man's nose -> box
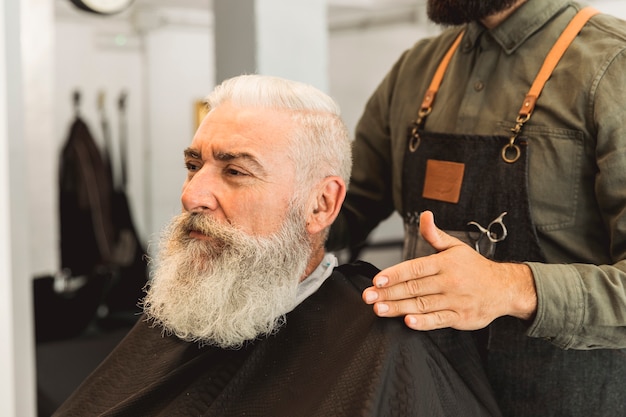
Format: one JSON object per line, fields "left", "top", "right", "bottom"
{"left": 181, "top": 169, "right": 219, "bottom": 213}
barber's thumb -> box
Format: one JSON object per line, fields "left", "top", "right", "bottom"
{"left": 419, "top": 210, "right": 455, "bottom": 251}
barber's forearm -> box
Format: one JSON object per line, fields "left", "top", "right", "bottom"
{"left": 526, "top": 261, "right": 626, "bottom": 349}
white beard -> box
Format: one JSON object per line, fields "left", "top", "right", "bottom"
{"left": 142, "top": 209, "right": 311, "bottom": 348}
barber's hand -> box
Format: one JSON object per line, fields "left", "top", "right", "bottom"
{"left": 362, "top": 211, "right": 537, "bottom": 331}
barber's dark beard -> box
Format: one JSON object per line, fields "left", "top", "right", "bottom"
{"left": 427, "top": 0, "right": 520, "bottom": 25}
{"left": 142, "top": 209, "right": 311, "bottom": 348}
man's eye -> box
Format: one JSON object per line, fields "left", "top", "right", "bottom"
{"left": 185, "top": 162, "right": 200, "bottom": 172}
{"left": 225, "top": 167, "right": 247, "bottom": 176}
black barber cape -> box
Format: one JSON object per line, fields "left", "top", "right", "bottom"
{"left": 53, "top": 262, "right": 501, "bottom": 417}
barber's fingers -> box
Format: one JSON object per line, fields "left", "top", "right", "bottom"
{"left": 404, "top": 311, "right": 462, "bottom": 331}
{"left": 370, "top": 295, "right": 481, "bottom": 331}
{"left": 369, "top": 255, "right": 441, "bottom": 290}
{"left": 367, "top": 292, "right": 464, "bottom": 331}
{"left": 370, "top": 293, "right": 449, "bottom": 317}
{"left": 363, "top": 273, "right": 440, "bottom": 304}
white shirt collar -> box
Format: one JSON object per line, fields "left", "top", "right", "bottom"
{"left": 292, "top": 253, "right": 338, "bottom": 309}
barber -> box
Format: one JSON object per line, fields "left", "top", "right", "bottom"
{"left": 328, "top": 1, "right": 626, "bottom": 416}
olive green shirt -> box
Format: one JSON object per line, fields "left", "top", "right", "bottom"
{"left": 329, "top": 0, "right": 626, "bottom": 349}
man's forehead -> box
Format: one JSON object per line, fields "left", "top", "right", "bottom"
{"left": 190, "top": 106, "right": 295, "bottom": 164}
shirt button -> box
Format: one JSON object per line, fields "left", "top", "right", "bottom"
{"left": 474, "top": 81, "right": 485, "bottom": 91}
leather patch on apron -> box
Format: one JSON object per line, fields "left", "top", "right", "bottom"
{"left": 422, "top": 159, "right": 465, "bottom": 203}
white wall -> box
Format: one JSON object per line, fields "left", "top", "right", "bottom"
{"left": 2, "top": 0, "right": 37, "bottom": 415}
{"left": 1, "top": 1, "right": 19, "bottom": 413}
{"left": 592, "top": 0, "right": 626, "bottom": 18}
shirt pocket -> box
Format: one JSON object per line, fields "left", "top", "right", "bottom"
{"left": 523, "top": 126, "right": 585, "bottom": 231}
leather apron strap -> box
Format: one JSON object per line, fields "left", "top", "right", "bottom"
{"left": 505, "top": 6, "right": 600, "bottom": 162}
{"left": 412, "top": 6, "right": 600, "bottom": 163}
{"left": 519, "top": 6, "right": 600, "bottom": 118}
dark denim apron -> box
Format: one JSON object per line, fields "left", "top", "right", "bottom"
{"left": 402, "top": 8, "right": 626, "bottom": 417}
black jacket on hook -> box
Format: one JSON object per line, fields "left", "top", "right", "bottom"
{"left": 59, "top": 116, "right": 116, "bottom": 276}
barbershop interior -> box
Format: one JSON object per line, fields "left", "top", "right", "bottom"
{"left": 2, "top": 0, "right": 626, "bottom": 416}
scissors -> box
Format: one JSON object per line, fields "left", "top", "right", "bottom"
{"left": 466, "top": 212, "right": 508, "bottom": 258}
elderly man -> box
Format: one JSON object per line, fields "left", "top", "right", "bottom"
{"left": 53, "top": 75, "right": 500, "bottom": 416}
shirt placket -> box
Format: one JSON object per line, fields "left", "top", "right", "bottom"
{"left": 456, "top": 33, "right": 500, "bottom": 134}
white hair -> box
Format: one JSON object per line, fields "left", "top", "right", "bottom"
{"left": 204, "top": 74, "right": 352, "bottom": 191}
{"left": 143, "top": 208, "right": 310, "bottom": 348}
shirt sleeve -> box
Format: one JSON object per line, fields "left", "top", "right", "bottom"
{"left": 525, "top": 262, "right": 626, "bottom": 349}
{"left": 525, "top": 46, "right": 626, "bottom": 350}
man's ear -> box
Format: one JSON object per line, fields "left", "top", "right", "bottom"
{"left": 306, "top": 176, "right": 346, "bottom": 235}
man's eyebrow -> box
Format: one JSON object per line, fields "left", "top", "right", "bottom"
{"left": 214, "top": 151, "right": 266, "bottom": 173}
{"left": 184, "top": 148, "right": 201, "bottom": 159}
{"left": 184, "top": 147, "right": 267, "bottom": 174}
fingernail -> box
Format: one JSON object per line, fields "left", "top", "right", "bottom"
{"left": 375, "top": 276, "right": 389, "bottom": 288}
{"left": 364, "top": 290, "right": 379, "bottom": 303}
{"left": 407, "top": 316, "right": 417, "bottom": 325}
{"left": 377, "top": 303, "right": 389, "bottom": 314}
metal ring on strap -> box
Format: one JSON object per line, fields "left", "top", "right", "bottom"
{"left": 501, "top": 141, "right": 521, "bottom": 163}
